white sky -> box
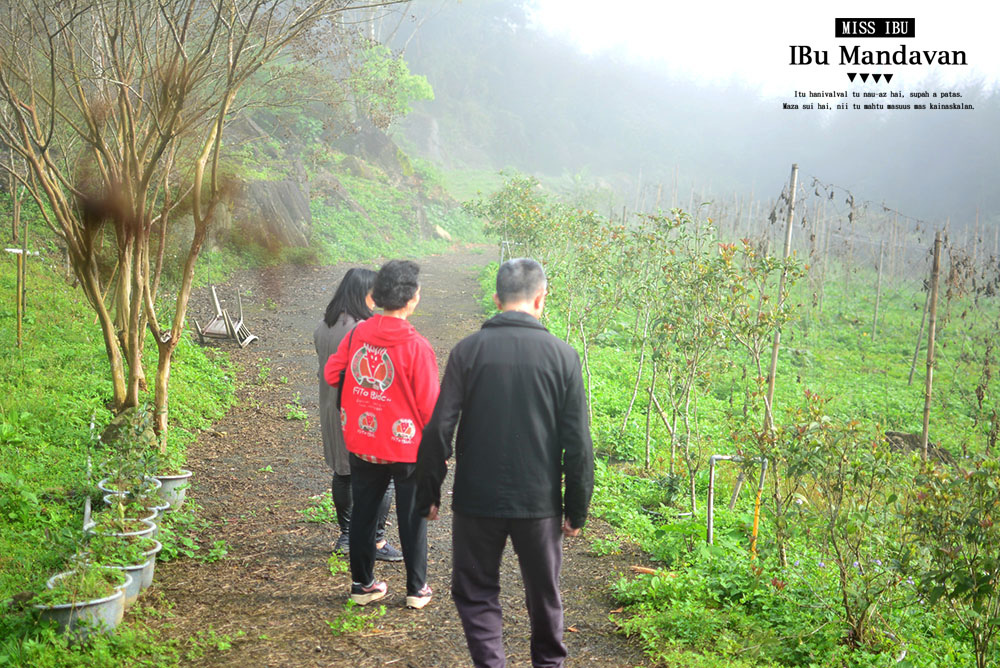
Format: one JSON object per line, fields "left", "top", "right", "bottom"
{"left": 529, "top": 1, "right": 1000, "bottom": 97}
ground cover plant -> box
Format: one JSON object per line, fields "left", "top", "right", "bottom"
{"left": 0, "top": 151, "right": 484, "bottom": 668}
{"left": 470, "top": 174, "right": 1000, "bottom": 667}
{"left": 0, "top": 248, "right": 234, "bottom": 664}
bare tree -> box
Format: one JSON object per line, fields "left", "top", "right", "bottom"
{"left": 0, "top": 0, "right": 405, "bottom": 448}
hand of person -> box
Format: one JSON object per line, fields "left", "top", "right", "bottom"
{"left": 562, "top": 518, "right": 580, "bottom": 538}
{"left": 425, "top": 504, "right": 439, "bottom": 521}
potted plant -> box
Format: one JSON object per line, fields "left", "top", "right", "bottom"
{"left": 32, "top": 562, "right": 131, "bottom": 639}
{"left": 98, "top": 406, "right": 161, "bottom": 497}
{"left": 155, "top": 450, "right": 193, "bottom": 511}
{"left": 103, "top": 493, "right": 169, "bottom": 528}
{"left": 85, "top": 534, "right": 161, "bottom": 607}
{"left": 85, "top": 509, "right": 156, "bottom": 541}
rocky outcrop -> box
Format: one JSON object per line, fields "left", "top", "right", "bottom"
{"left": 231, "top": 180, "right": 311, "bottom": 249}
{"left": 884, "top": 430, "right": 955, "bottom": 464}
{"left": 311, "top": 172, "right": 373, "bottom": 224}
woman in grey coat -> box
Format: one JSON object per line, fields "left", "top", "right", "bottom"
{"left": 314, "top": 267, "right": 401, "bottom": 560}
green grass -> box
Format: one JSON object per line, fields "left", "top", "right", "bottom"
{"left": 439, "top": 168, "right": 508, "bottom": 202}
{"left": 0, "top": 252, "right": 234, "bottom": 666}
{"left": 473, "top": 250, "right": 997, "bottom": 667}
{"left": 308, "top": 168, "right": 484, "bottom": 265}
{"left": 0, "top": 150, "right": 486, "bottom": 665}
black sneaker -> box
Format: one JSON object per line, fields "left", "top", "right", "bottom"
{"left": 375, "top": 542, "right": 403, "bottom": 562}
{"left": 334, "top": 533, "right": 349, "bottom": 556}
{"left": 350, "top": 580, "right": 387, "bottom": 606}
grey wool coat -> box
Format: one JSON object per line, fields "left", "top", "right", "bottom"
{"left": 314, "top": 313, "right": 358, "bottom": 475}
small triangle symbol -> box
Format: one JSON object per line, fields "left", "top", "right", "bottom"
{"left": 860, "top": 73, "right": 869, "bottom": 82}
{"left": 884, "top": 73, "right": 893, "bottom": 83}
{"left": 872, "top": 73, "right": 882, "bottom": 83}
{"left": 847, "top": 72, "right": 857, "bottom": 82}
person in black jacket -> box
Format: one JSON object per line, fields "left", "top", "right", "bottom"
{"left": 417, "top": 257, "right": 594, "bottom": 668}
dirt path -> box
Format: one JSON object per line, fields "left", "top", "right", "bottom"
{"left": 149, "top": 246, "right": 652, "bottom": 667}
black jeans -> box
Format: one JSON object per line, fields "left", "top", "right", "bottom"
{"left": 348, "top": 455, "right": 427, "bottom": 596}
{"left": 331, "top": 473, "right": 393, "bottom": 543}
{"left": 452, "top": 513, "right": 566, "bottom": 668}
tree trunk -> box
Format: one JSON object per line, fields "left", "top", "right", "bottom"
{"left": 153, "top": 337, "right": 178, "bottom": 453}
{"left": 83, "top": 268, "right": 129, "bottom": 410}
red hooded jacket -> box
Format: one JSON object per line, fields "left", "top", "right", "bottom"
{"left": 324, "top": 314, "right": 439, "bottom": 463}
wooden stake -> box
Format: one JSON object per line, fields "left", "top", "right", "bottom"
{"left": 890, "top": 213, "right": 898, "bottom": 281}
{"left": 764, "top": 164, "right": 798, "bottom": 432}
{"left": 20, "top": 219, "right": 27, "bottom": 315}
{"left": 819, "top": 199, "right": 830, "bottom": 313}
{"left": 973, "top": 209, "right": 979, "bottom": 267}
{"left": 15, "top": 251, "right": 23, "bottom": 348}
{"left": 672, "top": 165, "right": 678, "bottom": 209}
{"left": 908, "top": 288, "right": 930, "bottom": 386}
{"left": 872, "top": 240, "right": 886, "bottom": 340}
{"left": 644, "top": 362, "right": 658, "bottom": 471}
{"left": 921, "top": 231, "right": 943, "bottom": 460}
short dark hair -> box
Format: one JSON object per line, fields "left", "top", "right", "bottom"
{"left": 372, "top": 260, "right": 420, "bottom": 311}
{"left": 324, "top": 267, "right": 376, "bottom": 326}
{"left": 496, "top": 258, "right": 546, "bottom": 305}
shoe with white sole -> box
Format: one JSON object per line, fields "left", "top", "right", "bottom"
{"left": 350, "top": 580, "right": 387, "bottom": 606}
{"left": 406, "top": 585, "right": 432, "bottom": 609}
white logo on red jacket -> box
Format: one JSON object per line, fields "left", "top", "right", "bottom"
{"left": 391, "top": 419, "right": 416, "bottom": 443}
{"left": 358, "top": 412, "right": 377, "bottom": 434}
{"left": 351, "top": 344, "right": 394, "bottom": 393}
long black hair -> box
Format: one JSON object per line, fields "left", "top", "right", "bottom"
{"left": 323, "top": 268, "right": 377, "bottom": 326}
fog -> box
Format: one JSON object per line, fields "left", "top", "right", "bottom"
{"left": 389, "top": 0, "right": 999, "bottom": 231}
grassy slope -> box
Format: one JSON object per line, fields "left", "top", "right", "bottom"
{"left": 474, "top": 243, "right": 990, "bottom": 666}
{"left": 0, "top": 157, "right": 482, "bottom": 666}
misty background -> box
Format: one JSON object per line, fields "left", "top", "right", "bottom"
{"left": 385, "top": 0, "right": 1000, "bottom": 231}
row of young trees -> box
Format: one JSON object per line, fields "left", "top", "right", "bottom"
{"left": 468, "top": 174, "right": 802, "bottom": 510}
{"left": 467, "top": 174, "right": 1000, "bottom": 667}
{"left": 0, "top": 0, "right": 415, "bottom": 446}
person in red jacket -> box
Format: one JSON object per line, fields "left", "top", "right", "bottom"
{"left": 324, "top": 260, "right": 439, "bottom": 609}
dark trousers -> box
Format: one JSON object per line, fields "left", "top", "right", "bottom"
{"left": 452, "top": 512, "right": 566, "bottom": 668}
{"left": 348, "top": 455, "right": 427, "bottom": 595}
{"left": 332, "top": 473, "right": 393, "bottom": 543}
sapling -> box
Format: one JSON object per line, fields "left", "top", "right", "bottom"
{"left": 909, "top": 455, "right": 1000, "bottom": 668}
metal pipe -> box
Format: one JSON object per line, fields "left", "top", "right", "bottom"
{"left": 706, "top": 454, "right": 738, "bottom": 544}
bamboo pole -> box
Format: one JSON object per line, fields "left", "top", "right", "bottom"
{"left": 921, "top": 231, "right": 943, "bottom": 461}
{"left": 973, "top": 209, "right": 979, "bottom": 267}
{"left": 819, "top": 199, "right": 830, "bottom": 313}
{"left": 19, "top": 220, "right": 27, "bottom": 317}
{"left": 672, "top": 165, "right": 678, "bottom": 209}
{"left": 15, "top": 251, "right": 23, "bottom": 348}
{"left": 644, "top": 362, "right": 658, "bottom": 471}
{"left": 908, "top": 288, "right": 930, "bottom": 385}
{"left": 764, "top": 164, "right": 798, "bottom": 432}
{"left": 872, "top": 240, "right": 886, "bottom": 340}
{"left": 890, "top": 213, "right": 898, "bottom": 281}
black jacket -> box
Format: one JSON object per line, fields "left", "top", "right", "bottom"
{"left": 416, "top": 310, "right": 594, "bottom": 528}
